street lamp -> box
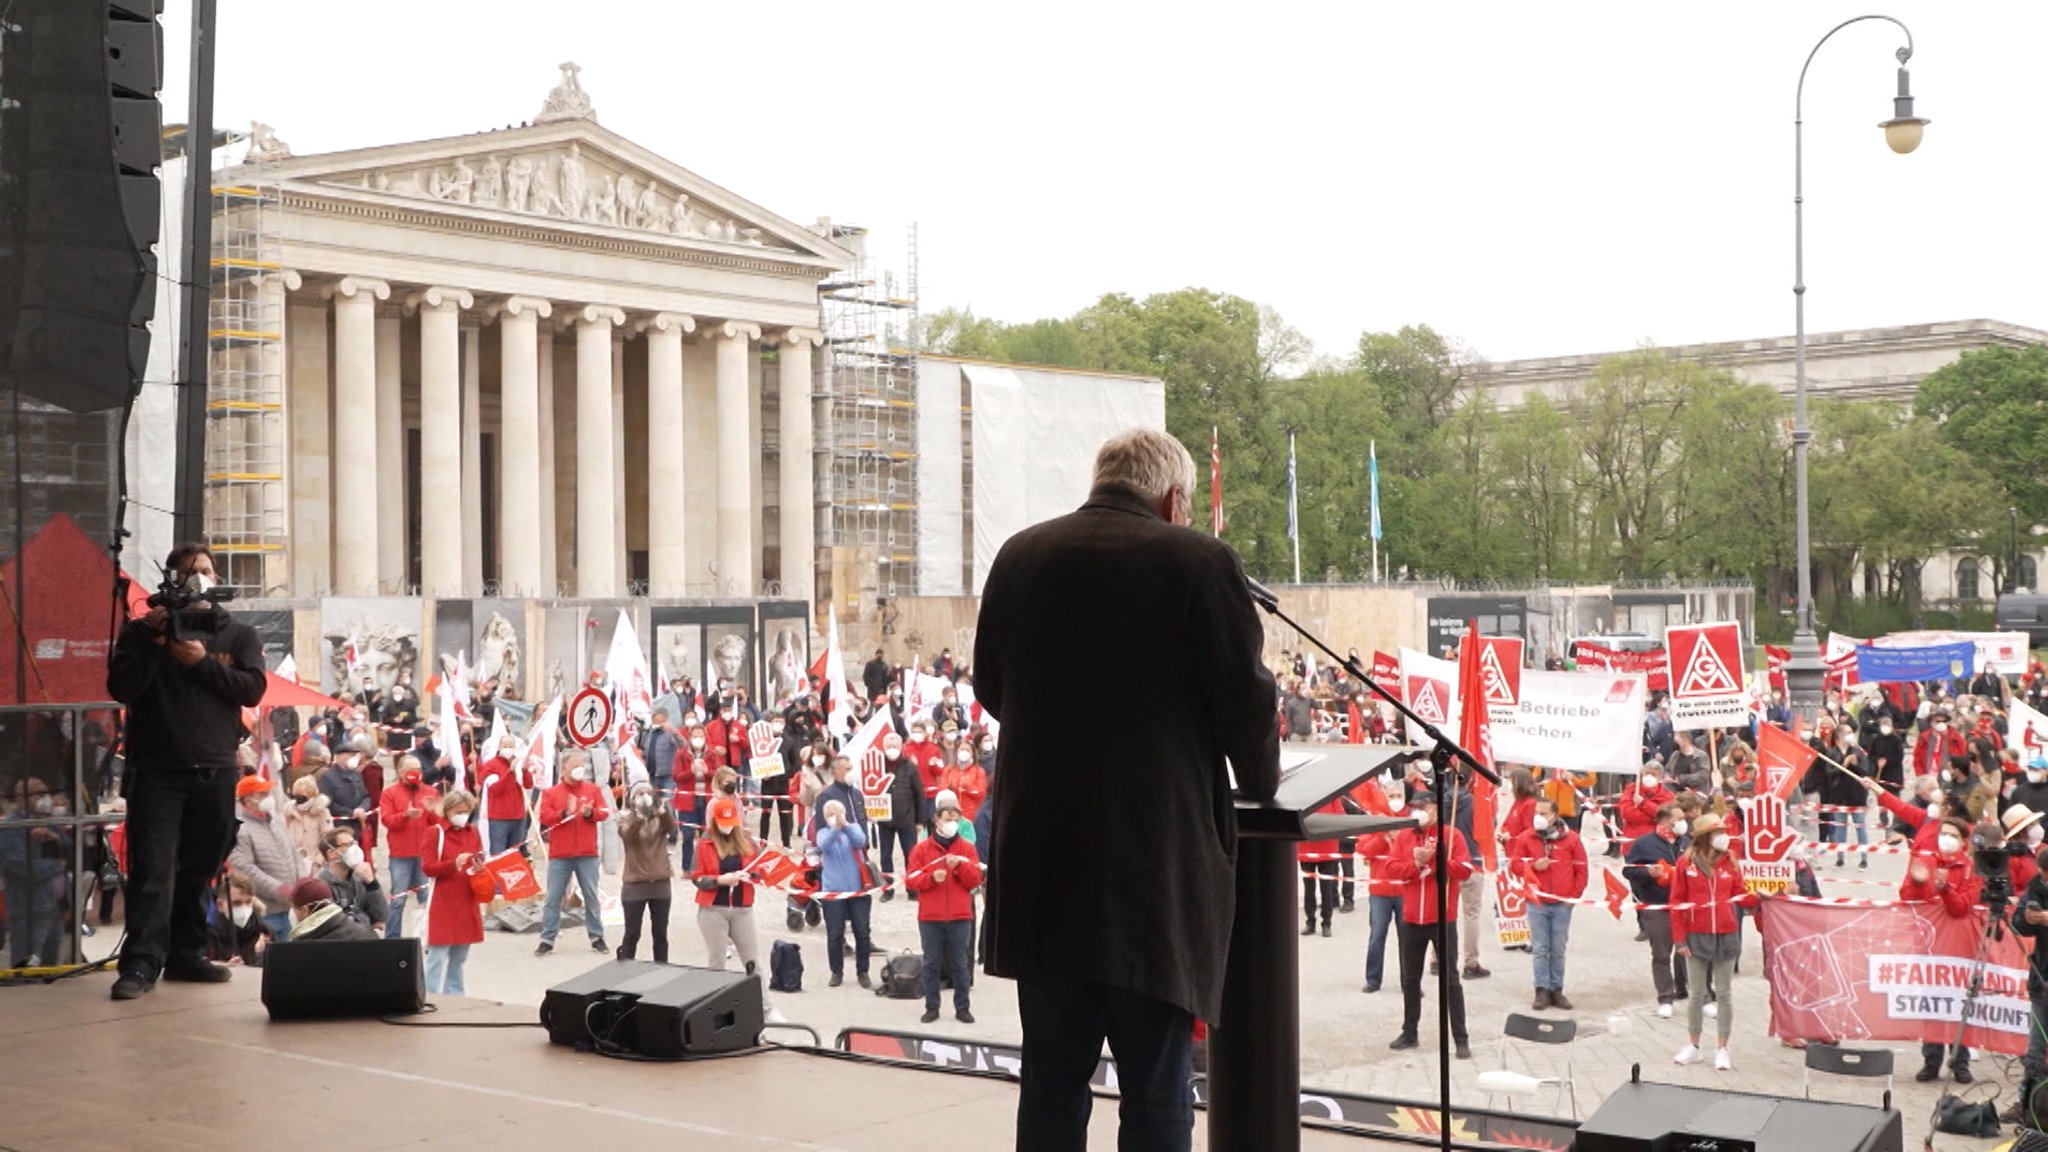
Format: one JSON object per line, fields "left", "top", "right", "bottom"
{"left": 1786, "top": 16, "right": 1927, "bottom": 723}
{"left": 2009, "top": 506, "right": 2020, "bottom": 595}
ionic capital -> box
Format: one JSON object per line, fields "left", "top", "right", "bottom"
{"left": 486, "top": 295, "right": 554, "bottom": 324}
{"left": 777, "top": 326, "right": 824, "bottom": 349}
{"left": 712, "top": 320, "right": 762, "bottom": 343}
{"left": 404, "top": 286, "right": 475, "bottom": 316}
{"left": 327, "top": 276, "right": 391, "bottom": 302}
{"left": 576, "top": 304, "right": 628, "bottom": 330}
{"left": 636, "top": 312, "right": 697, "bottom": 337}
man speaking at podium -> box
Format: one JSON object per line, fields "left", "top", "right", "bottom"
{"left": 976, "top": 428, "right": 1280, "bottom": 1151}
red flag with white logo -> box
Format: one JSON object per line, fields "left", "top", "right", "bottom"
{"left": 1456, "top": 622, "right": 1499, "bottom": 870}
{"left": 1759, "top": 722, "right": 1820, "bottom": 801}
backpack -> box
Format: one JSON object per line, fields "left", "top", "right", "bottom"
{"left": 769, "top": 939, "right": 803, "bottom": 993}
{"left": 879, "top": 950, "right": 923, "bottom": 1000}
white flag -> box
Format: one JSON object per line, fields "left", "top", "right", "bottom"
{"left": 438, "top": 688, "right": 467, "bottom": 793}
{"left": 275, "top": 654, "right": 299, "bottom": 685}
{"left": 520, "top": 695, "right": 564, "bottom": 789}
{"left": 2012, "top": 698, "right": 2048, "bottom": 764}
{"left": 824, "top": 602, "right": 854, "bottom": 740}
{"left": 604, "top": 610, "right": 653, "bottom": 747}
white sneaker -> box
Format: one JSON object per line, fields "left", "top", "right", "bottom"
{"left": 1657, "top": 1003, "right": 1674, "bottom": 1019}
{"left": 1714, "top": 1048, "right": 1733, "bottom": 1072}
{"left": 1703, "top": 1001, "right": 1718, "bottom": 1019}
{"left": 1674, "top": 1044, "right": 1702, "bottom": 1065}
{"left": 764, "top": 1004, "right": 789, "bottom": 1026}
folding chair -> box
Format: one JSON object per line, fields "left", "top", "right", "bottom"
{"left": 1802, "top": 1043, "right": 1894, "bottom": 1110}
{"left": 1485, "top": 1012, "right": 1578, "bottom": 1118}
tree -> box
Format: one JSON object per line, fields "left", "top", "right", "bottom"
{"left": 1914, "top": 344, "right": 2048, "bottom": 524}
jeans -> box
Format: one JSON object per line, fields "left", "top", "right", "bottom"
{"left": 1302, "top": 860, "right": 1339, "bottom": 928}
{"left": 487, "top": 815, "right": 528, "bottom": 857}
{"left": 619, "top": 897, "right": 670, "bottom": 963}
{"left": 1639, "top": 910, "right": 1689, "bottom": 1003}
{"left": 3, "top": 872, "right": 65, "bottom": 966}
{"left": 1528, "top": 901, "right": 1573, "bottom": 991}
{"left": 1685, "top": 953, "right": 1736, "bottom": 1042}
{"left": 1016, "top": 976, "right": 1194, "bottom": 1152}
{"left": 676, "top": 806, "right": 700, "bottom": 862}
{"left": 426, "top": 943, "right": 470, "bottom": 996}
{"left": 878, "top": 824, "right": 917, "bottom": 888}
{"left": 121, "top": 766, "right": 238, "bottom": 974}
{"left": 1364, "top": 894, "right": 1401, "bottom": 987}
{"left": 1396, "top": 918, "right": 1468, "bottom": 1043}
{"left": 1922, "top": 1041, "right": 1971, "bottom": 1072}
{"left": 541, "top": 855, "right": 605, "bottom": 945}
{"left": 1820, "top": 809, "right": 1868, "bottom": 847}
{"left": 820, "top": 895, "right": 873, "bottom": 977}
{"left": 920, "top": 919, "right": 973, "bottom": 1012}
{"left": 260, "top": 911, "right": 292, "bottom": 942}
{"left": 385, "top": 855, "right": 427, "bottom": 939}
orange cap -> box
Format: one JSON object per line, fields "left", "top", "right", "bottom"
{"left": 708, "top": 796, "right": 742, "bottom": 832}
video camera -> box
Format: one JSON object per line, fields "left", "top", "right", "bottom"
{"left": 145, "top": 568, "right": 235, "bottom": 637}
{"left": 1976, "top": 838, "right": 2016, "bottom": 917}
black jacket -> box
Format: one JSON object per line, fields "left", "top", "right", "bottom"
{"left": 862, "top": 658, "right": 893, "bottom": 703}
{"left": 976, "top": 484, "right": 1279, "bottom": 1020}
{"left": 2011, "top": 875, "right": 2048, "bottom": 987}
{"left": 107, "top": 610, "right": 266, "bottom": 772}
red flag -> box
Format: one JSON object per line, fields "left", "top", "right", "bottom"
{"left": 1345, "top": 699, "right": 1366, "bottom": 744}
{"left": 1765, "top": 645, "right": 1790, "bottom": 692}
{"left": 1602, "top": 867, "right": 1630, "bottom": 920}
{"left": 1759, "top": 722, "right": 1820, "bottom": 800}
{"left": 1209, "top": 426, "right": 1224, "bottom": 536}
{"left": 1456, "top": 622, "right": 1499, "bottom": 870}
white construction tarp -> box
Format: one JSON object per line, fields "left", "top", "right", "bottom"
{"left": 125, "top": 154, "right": 184, "bottom": 577}
{"left": 915, "top": 360, "right": 964, "bottom": 594}
{"left": 968, "top": 364, "right": 1164, "bottom": 593}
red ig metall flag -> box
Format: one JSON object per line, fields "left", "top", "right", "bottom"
{"left": 1456, "top": 621, "right": 1499, "bottom": 870}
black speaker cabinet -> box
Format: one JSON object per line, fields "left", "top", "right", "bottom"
{"left": 260, "top": 938, "right": 426, "bottom": 1021}
{"left": 541, "top": 959, "right": 763, "bottom": 1058}
{"left": 1575, "top": 1079, "right": 1901, "bottom": 1152}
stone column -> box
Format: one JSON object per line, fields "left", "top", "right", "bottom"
{"left": 286, "top": 285, "right": 329, "bottom": 595}
{"left": 612, "top": 334, "right": 627, "bottom": 584}
{"left": 253, "top": 270, "right": 299, "bottom": 595}
{"left": 778, "top": 329, "right": 821, "bottom": 608}
{"left": 538, "top": 330, "right": 559, "bottom": 592}
{"left": 493, "top": 296, "right": 551, "bottom": 597}
{"left": 408, "top": 287, "right": 472, "bottom": 597}
{"left": 375, "top": 312, "right": 404, "bottom": 593}
{"left": 713, "top": 321, "right": 761, "bottom": 594}
{"left": 576, "top": 305, "right": 627, "bottom": 597}
{"left": 328, "top": 276, "right": 389, "bottom": 596}
{"left": 640, "top": 313, "right": 693, "bottom": 596}
{"left": 462, "top": 324, "right": 483, "bottom": 594}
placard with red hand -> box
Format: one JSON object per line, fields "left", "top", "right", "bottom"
{"left": 1737, "top": 792, "right": 1798, "bottom": 896}
{"left": 1492, "top": 867, "right": 1531, "bottom": 948}
{"left": 747, "top": 720, "right": 783, "bottom": 780}
{"left": 860, "top": 747, "right": 893, "bottom": 822}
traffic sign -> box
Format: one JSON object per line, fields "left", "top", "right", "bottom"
{"left": 568, "top": 686, "right": 613, "bottom": 748}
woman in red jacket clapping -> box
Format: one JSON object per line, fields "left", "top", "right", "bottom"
{"left": 1669, "top": 812, "right": 1751, "bottom": 1071}
{"left": 422, "top": 790, "right": 486, "bottom": 996}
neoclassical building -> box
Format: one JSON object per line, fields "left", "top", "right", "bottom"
{"left": 202, "top": 66, "right": 849, "bottom": 604}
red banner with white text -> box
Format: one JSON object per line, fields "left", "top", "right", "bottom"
{"left": 1757, "top": 899, "right": 2033, "bottom": 1055}
{"left": 1570, "top": 642, "right": 1669, "bottom": 693}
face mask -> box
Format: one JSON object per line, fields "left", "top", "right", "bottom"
{"left": 1710, "top": 833, "right": 1730, "bottom": 852}
{"left": 341, "top": 845, "right": 365, "bottom": 869}
{"left": 189, "top": 571, "right": 218, "bottom": 594}
{"left": 1386, "top": 793, "right": 1407, "bottom": 812}
{"left": 449, "top": 812, "right": 471, "bottom": 829}
{"left": 1532, "top": 814, "right": 1552, "bottom": 832}
{"left": 1415, "top": 810, "right": 1435, "bottom": 829}
{"left": 956, "top": 752, "right": 974, "bottom": 765}
{"left": 1880, "top": 723, "right": 1894, "bottom": 735}
{"left": 256, "top": 797, "right": 276, "bottom": 816}
{"left": 720, "top": 711, "right": 735, "bottom": 722}
{"left": 884, "top": 746, "right": 902, "bottom": 760}
{"left": 29, "top": 795, "right": 52, "bottom": 815}
{"left": 1670, "top": 818, "right": 1688, "bottom": 837}
{"left": 911, "top": 732, "right": 927, "bottom": 743}
{"left": 811, "top": 755, "right": 826, "bottom": 768}
{"left": 1936, "top": 723, "right": 1949, "bottom": 732}
{"left": 981, "top": 741, "right": 994, "bottom": 753}
{"left": 635, "top": 795, "right": 653, "bottom": 811}
{"left": 402, "top": 771, "right": 422, "bottom": 786}
{"left": 570, "top": 767, "right": 590, "bottom": 783}
{"left": 2033, "top": 771, "right": 2048, "bottom": 784}
{"left": 1939, "top": 834, "right": 1962, "bottom": 855}
{"left": 231, "top": 904, "right": 253, "bottom": 927}
{"left": 1640, "top": 776, "right": 1657, "bottom": 790}
{"left": 936, "top": 819, "right": 960, "bottom": 839}
{"left": 689, "top": 739, "right": 705, "bottom": 751}
{"left": 2031, "top": 827, "right": 2046, "bottom": 848}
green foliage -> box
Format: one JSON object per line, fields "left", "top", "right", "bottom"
{"left": 1915, "top": 344, "right": 2048, "bottom": 524}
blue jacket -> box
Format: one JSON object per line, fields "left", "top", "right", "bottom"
{"left": 816, "top": 820, "right": 869, "bottom": 894}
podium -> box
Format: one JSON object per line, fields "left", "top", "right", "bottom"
{"left": 1211, "top": 744, "right": 1420, "bottom": 1152}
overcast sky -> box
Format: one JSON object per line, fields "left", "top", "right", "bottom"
{"left": 160, "top": 1, "right": 2046, "bottom": 365}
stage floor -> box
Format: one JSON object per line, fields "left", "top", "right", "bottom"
{"left": 0, "top": 975, "right": 1394, "bottom": 1151}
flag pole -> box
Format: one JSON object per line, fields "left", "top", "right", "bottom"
{"left": 1288, "top": 432, "right": 1301, "bottom": 584}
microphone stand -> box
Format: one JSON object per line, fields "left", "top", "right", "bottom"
{"left": 1246, "top": 579, "right": 1499, "bottom": 1152}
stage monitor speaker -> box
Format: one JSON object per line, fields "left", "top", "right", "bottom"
{"left": 1574, "top": 1079, "right": 1901, "bottom": 1152}
{"left": 540, "top": 959, "right": 763, "bottom": 1058}
{"left": 261, "top": 937, "right": 427, "bottom": 1021}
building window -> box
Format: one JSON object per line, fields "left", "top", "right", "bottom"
{"left": 1957, "top": 557, "right": 1980, "bottom": 601}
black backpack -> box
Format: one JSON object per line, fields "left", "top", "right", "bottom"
{"left": 878, "top": 950, "right": 923, "bottom": 1000}
{"left": 769, "top": 940, "right": 803, "bottom": 993}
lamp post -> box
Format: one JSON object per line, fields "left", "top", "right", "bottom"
{"left": 2009, "top": 506, "right": 2020, "bottom": 595}
{"left": 1786, "top": 15, "right": 1929, "bottom": 721}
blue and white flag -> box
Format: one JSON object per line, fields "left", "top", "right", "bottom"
{"left": 1369, "top": 440, "right": 1382, "bottom": 542}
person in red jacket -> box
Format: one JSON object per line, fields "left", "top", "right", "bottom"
{"left": 692, "top": 796, "right": 763, "bottom": 975}
{"left": 1299, "top": 797, "right": 1346, "bottom": 938}
{"left": 477, "top": 733, "right": 532, "bottom": 857}
{"left": 1617, "top": 763, "right": 1674, "bottom": 848}
{"left": 422, "top": 789, "right": 486, "bottom": 996}
{"left": 908, "top": 790, "right": 983, "bottom": 1025}
{"left": 1358, "top": 788, "right": 1409, "bottom": 994}
{"left": 378, "top": 753, "right": 441, "bottom": 940}
{"left": 1509, "top": 798, "right": 1589, "bottom": 1011}
{"left": 1380, "top": 792, "right": 1473, "bottom": 1058}
{"left": 1670, "top": 812, "right": 1752, "bottom": 1071}
{"left": 901, "top": 720, "right": 944, "bottom": 797}
{"left": 672, "top": 724, "right": 724, "bottom": 864}
{"left": 1863, "top": 774, "right": 1947, "bottom": 850}
{"left": 1498, "top": 768, "right": 1540, "bottom": 847}
{"left": 938, "top": 742, "right": 989, "bottom": 826}
{"left": 1914, "top": 712, "right": 1968, "bottom": 776}
{"left": 535, "top": 749, "right": 612, "bottom": 957}
{"left": 1901, "top": 815, "right": 1986, "bottom": 1084}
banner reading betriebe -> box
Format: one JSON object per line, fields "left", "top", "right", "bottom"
{"left": 1663, "top": 623, "right": 1747, "bottom": 729}
{"left": 1758, "top": 900, "right": 2032, "bottom": 1056}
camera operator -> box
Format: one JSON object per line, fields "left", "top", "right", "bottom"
{"left": 105, "top": 544, "right": 266, "bottom": 1000}
{"left": 2009, "top": 840, "right": 2048, "bottom": 1126}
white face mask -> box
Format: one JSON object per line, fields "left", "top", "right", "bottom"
{"left": 2030, "top": 770, "right": 2046, "bottom": 784}
{"left": 570, "top": 766, "right": 590, "bottom": 782}
{"left": 189, "top": 571, "right": 218, "bottom": 594}
{"left": 449, "top": 811, "right": 472, "bottom": 829}
{"left": 634, "top": 795, "right": 653, "bottom": 810}
{"left": 811, "top": 755, "right": 826, "bottom": 768}
{"left": 1532, "top": 814, "right": 1552, "bottom": 832}
{"left": 936, "top": 819, "right": 960, "bottom": 839}
{"left": 1386, "top": 793, "right": 1407, "bottom": 812}
{"left": 689, "top": 739, "right": 705, "bottom": 751}
{"left": 341, "top": 845, "right": 366, "bottom": 869}
{"left": 1938, "top": 834, "right": 1963, "bottom": 855}
{"left": 1640, "top": 775, "right": 1657, "bottom": 790}
{"left": 1415, "top": 810, "right": 1435, "bottom": 829}
{"left": 257, "top": 797, "right": 277, "bottom": 817}
{"left": 29, "top": 795, "right": 52, "bottom": 815}
{"left": 884, "top": 746, "right": 902, "bottom": 760}
{"left": 1710, "top": 833, "right": 1730, "bottom": 852}
{"left": 230, "top": 904, "right": 253, "bottom": 927}
{"left": 1670, "top": 818, "right": 1688, "bottom": 837}
{"left": 956, "top": 752, "right": 974, "bottom": 765}
{"left": 2030, "top": 827, "right": 2046, "bottom": 848}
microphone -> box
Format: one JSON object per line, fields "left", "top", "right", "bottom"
{"left": 1244, "top": 576, "right": 1280, "bottom": 611}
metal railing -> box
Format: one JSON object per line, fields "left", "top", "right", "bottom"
{"left": 0, "top": 702, "right": 125, "bottom": 973}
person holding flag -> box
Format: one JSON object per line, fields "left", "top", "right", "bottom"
{"left": 1382, "top": 791, "right": 1474, "bottom": 1058}
{"left": 1508, "top": 798, "right": 1587, "bottom": 1010}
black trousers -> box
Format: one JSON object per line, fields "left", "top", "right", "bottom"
{"left": 1396, "top": 918, "right": 1468, "bottom": 1042}
{"left": 619, "top": 897, "right": 671, "bottom": 963}
{"left": 1016, "top": 976, "right": 1194, "bottom": 1152}
{"left": 1302, "top": 860, "right": 1339, "bottom": 927}
{"left": 121, "top": 766, "right": 237, "bottom": 975}
{"left": 1337, "top": 837, "right": 1357, "bottom": 905}
{"left": 756, "top": 795, "right": 795, "bottom": 847}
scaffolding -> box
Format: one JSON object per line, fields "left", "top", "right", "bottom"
{"left": 203, "top": 183, "right": 287, "bottom": 594}
{"left": 819, "top": 222, "right": 919, "bottom": 597}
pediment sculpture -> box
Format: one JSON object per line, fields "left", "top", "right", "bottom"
{"left": 337, "top": 144, "right": 779, "bottom": 249}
